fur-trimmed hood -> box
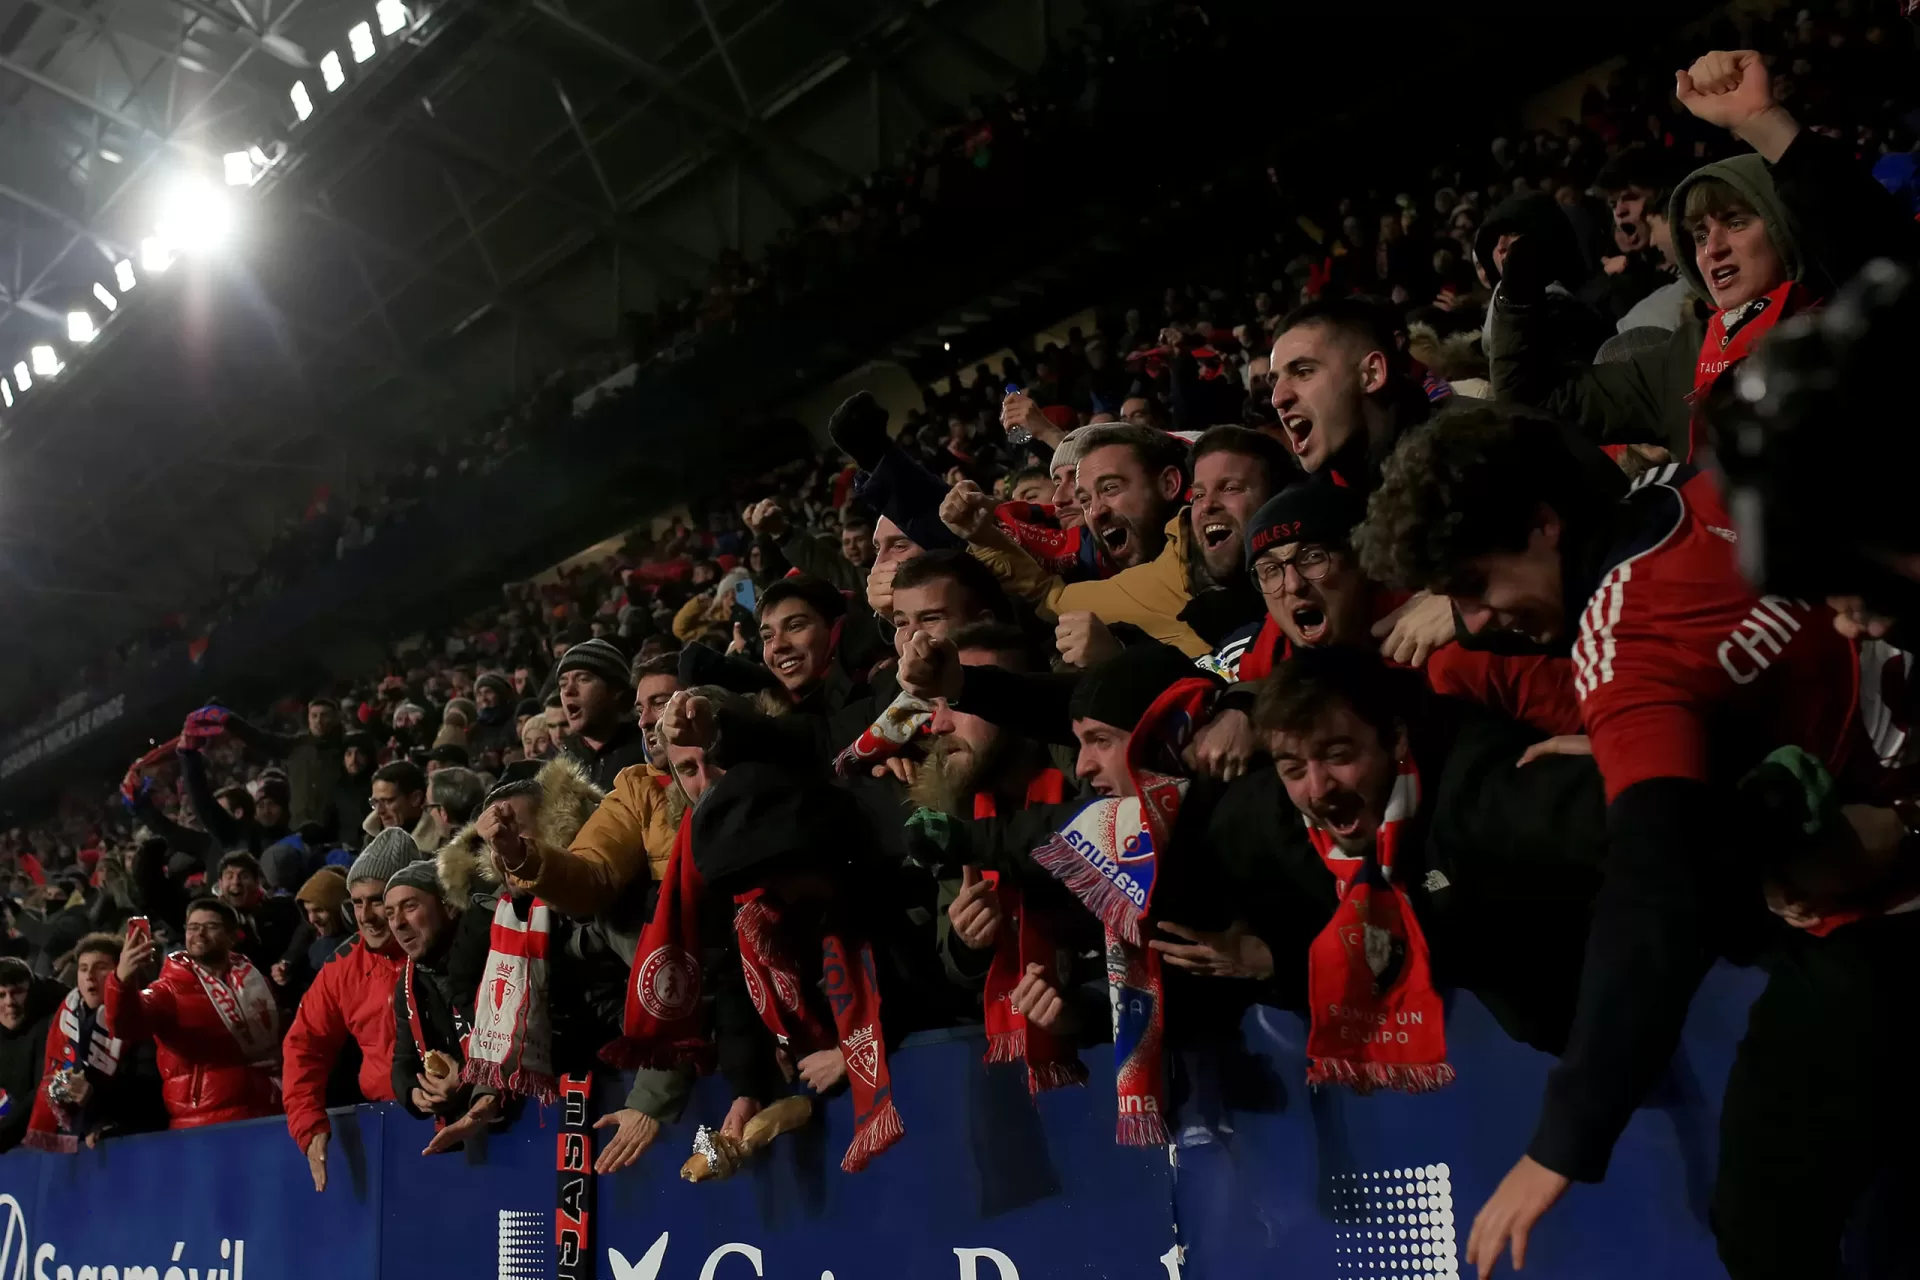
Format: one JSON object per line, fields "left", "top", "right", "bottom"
{"left": 437, "top": 755, "right": 605, "bottom": 904}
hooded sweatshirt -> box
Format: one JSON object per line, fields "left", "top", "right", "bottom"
{"left": 0, "top": 978, "right": 65, "bottom": 1151}
{"left": 1488, "top": 131, "right": 1916, "bottom": 456}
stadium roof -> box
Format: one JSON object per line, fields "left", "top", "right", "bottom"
{"left": 0, "top": 0, "right": 1032, "bottom": 694}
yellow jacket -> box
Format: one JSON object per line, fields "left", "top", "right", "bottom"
{"left": 503, "top": 761, "right": 679, "bottom": 915}
{"left": 972, "top": 511, "right": 1208, "bottom": 657}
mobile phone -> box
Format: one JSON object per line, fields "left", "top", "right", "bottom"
{"left": 733, "top": 579, "right": 757, "bottom": 611}
{"left": 125, "top": 915, "right": 151, "bottom": 950}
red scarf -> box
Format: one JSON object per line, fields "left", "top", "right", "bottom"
{"left": 606, "top": 813, "right": 904, "bottom": 1173}
{"left": 973, "top": 770, "right": 1086, "bottom": 1094}
{"left": 1031, "top": 679, "right": 1215, "bottom": 1145}
{"left": 1687, "top": 281, "right": 1809, "bottom": 460}
{"left": 992, "top": 501, "right": 1110, "bottom": 579}
{"left": 734, "top": 894, "right": 903, "bottom": 1172}
{"left": 603, "top": 813, "right": 711, "bottom": 1072}
{"left": 1302, "top": 759, "right": 1453, "bottom": 1093}
{"left": 1236, "top": 616, "right": 1287, "bottom": 682}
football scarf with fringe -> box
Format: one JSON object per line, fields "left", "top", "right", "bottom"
{"left": 974, "top": 770, "right": 1086, "bottom": 1094}
{"left": 463, "top": 895, "right": 557, "bottom": 1104}
{"left": 1030, "top": 678, "right": 1214, "bottom": 1145}
{"left": 1301, "top": 759, "right": 1453, "bottom": 1093}
{"left": 734, "top": 893, "right": 902, "bottom": 1173}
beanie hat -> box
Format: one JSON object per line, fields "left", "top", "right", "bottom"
{"left": 428, "top": 742, "right": 469, "bottom": 767}
{"left": 444, "top": 697, "right": 478, "bottom": 726}
{"left": 342, "top": 730, "right": 378, "bottom": 755}
{"left": 259, "top": 837, "right": 313, "bottom": 892}
{"left": 383, "top": 858, "right": 444, "bottom": 901}
{"left": 347, "top": 827, "right": 418, "bottom": 886}
{"left": 255, "top": 775, "right": 291, "bottom": 808}
{"left": 1068, "top": 642, "right": 1209, "bottom": 731}
{"left": 1050, "top": 426, "right": 1094, "bottom": 473}
{"left": 557, "top": 637, "right": 632, "bottom": 691}
{"left": 294, "top": 867, "right": 351, "bottom": 919}
{"left": 514, "top": 698, "right": 541, "bottom": 721}
{"left": 476, "top": 673, "right": 514, "bottom": 701}
{"left": 1245, "top": 478, "right": 1368, "bottom": 566}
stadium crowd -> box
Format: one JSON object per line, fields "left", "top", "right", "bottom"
{"left": 0, "top": 3, "right": 1916, "bottom": 1277}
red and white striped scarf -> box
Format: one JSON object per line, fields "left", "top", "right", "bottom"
{"left": 179, "top": 952, "right": 279, "bottom": 1067}
{"left": 463, "top": 896, "right": 557, "bottom": 1104}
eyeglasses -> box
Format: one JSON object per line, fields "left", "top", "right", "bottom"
{"left": 1254, "top": 546, "right": 1335, "bottom": 591}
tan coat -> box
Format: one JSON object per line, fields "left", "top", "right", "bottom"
{"left": 496, "top": 761, "right": 678, "bottom": 917}
{"left": 438, "top": 755, "right": 608, "bottom": 909}
{"left": 972, "top": 510, "right": 1209, "bottom": 657}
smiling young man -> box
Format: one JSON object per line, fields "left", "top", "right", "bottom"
{"left": 1356, "top": 401, "right": 1920, "bottom": 1280}
{"left": 1488, "top": 49, "right": 1920, "bottom": 463}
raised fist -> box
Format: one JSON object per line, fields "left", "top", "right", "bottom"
{"left": 1675, "top": 50, "right": 1772, "bottom": 132}
{"left": 659, "top": 690, "right": 716, "bottom": 750}
{"left": 939, "top": 480, "right": 999, "bottom": 544}
{"left": 1054, "top": 611, "right": 1120, "bottom": 669}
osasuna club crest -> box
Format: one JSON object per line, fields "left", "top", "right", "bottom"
{"left": 842, "top": 1024, "right": 880, "bottom": 1089}
{"left": 635, "top": 946, "right": 698, "bottom": 1020}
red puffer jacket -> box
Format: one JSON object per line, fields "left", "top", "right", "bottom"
{"left": 106, "top": 954, "right": 281, "bottom": 1128}
{"left": 281, "top": 936, "right": 404, "bottom": 1149}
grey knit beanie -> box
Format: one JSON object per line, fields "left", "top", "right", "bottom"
{"left": 346, "top": 827, "right": 418, "bottom": 886}
{"left": 557, "top": 637, "right": 632, "bottom": 691}
{"left": 383, "top": 858, "right": 444, "bottom": 901}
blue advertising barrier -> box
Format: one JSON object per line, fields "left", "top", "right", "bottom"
{"left": 0, "top": 970, "right": 1771, "bottom": 1280}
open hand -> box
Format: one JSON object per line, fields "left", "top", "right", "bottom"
{"left": 592, "top": 1108, "right": 661, "bottom": 1173}
{"left": 1149, "top": 920, "right": 1274, "bottom": 979}
{"left": 1516, "top": 736, "right": 1591, "bottom": 767}
{"left": 306, "top": 1131, "right": 329, "bottom": 1192}
{"left": 1466, "top": 1155, "right": 1569, "bottom": 1278}
{"left": 423, "top": 1094, "right": 498, "bottom": 1156}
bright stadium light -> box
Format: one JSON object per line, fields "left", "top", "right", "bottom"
{"left": 290, "top": 80, "right": 314, "bottom": 121}
{"left": 320, "top": 50, "right": 345, "bottom": 91}
{"left": 12, "top": 363, "right": 28, "bottom": 393}
{"left": 30, "top": 346, "right": 60, "bottom": 378}
{"left": 92, "top": 282, "right": 117, "bottom": 311}
{"left": 114, "top": 258, "right": 136, "bottom": 291}
{"left": 0, "top": 380, "right": 11, "bottom": 409}
{"left": 223, "top": 151, "right": 254, "bottom": 186}
{"left": 67, "top": 312, "right": 95, "bottom": 344}
{"left": 348, "top": 21, "right": 376, "bottom": 62}
{"left": 376, "top": 0, "right": 409, "bottom": 36}
{"left": 140, "top": 237, "right": 173, "bottom": 273}
{"left": 154, "top": 177, "right": 234, "bottom": 255}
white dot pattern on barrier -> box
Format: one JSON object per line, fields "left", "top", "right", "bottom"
{"left": 1330, "top": 1163, "right": 1458, "bottom": 1278}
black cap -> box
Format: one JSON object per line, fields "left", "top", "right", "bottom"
{"left": 1068, "top": 642, "right": 1210, "bottom": 731}
{"left": 1245, "top": 478, "right": 1368, "bottom": 566}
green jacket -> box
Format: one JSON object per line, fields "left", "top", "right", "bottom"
{"left": 1489, "top": 131, "right": 1915, "bottom": 454}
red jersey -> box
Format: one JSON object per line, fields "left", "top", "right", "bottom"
{"left": 1571, "top": 463, "right": 1915, "bottom": 803}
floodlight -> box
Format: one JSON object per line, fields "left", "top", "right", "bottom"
{"left": 248, "top": 145, "right": 270, "bottom": 168}
{"left": 140, "top": 237, "right": 172, "bottom": 273}
{"left": 1, "top": 381, "right": 11, "bottom": 409}
{"left": 320, "top": 51, "right": 345, "bottom": 91}
{"left": 376, "top": 0, "right": 409, "bottom": 36}
{"left": 154, "top": 178, "right": 233, "bottom": 255}
{"left": 30, "top": 346, "right": 60, "bottom": 378}
{"left": 291, "top": 81, "right": 314, "bottom": 121}
{"left": 93, "top": 282, "right": 117, "bottom": 312}
{"left": 348, "top": 21, "right": 375, "bottom": 63}
{"left": 67, "top": 313, "right": 95, "bottom": 344}
{"left": 114, "top": 259, "right": 136, "bottom": 292}
{"left": 98, "top": 149, "right": 123, "bottom": 164}
{"left": 11, "top": 363, "right": 28, "bottom": 393}
{"left": 223, "top": 151, "right": 254, "bottom": 186}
